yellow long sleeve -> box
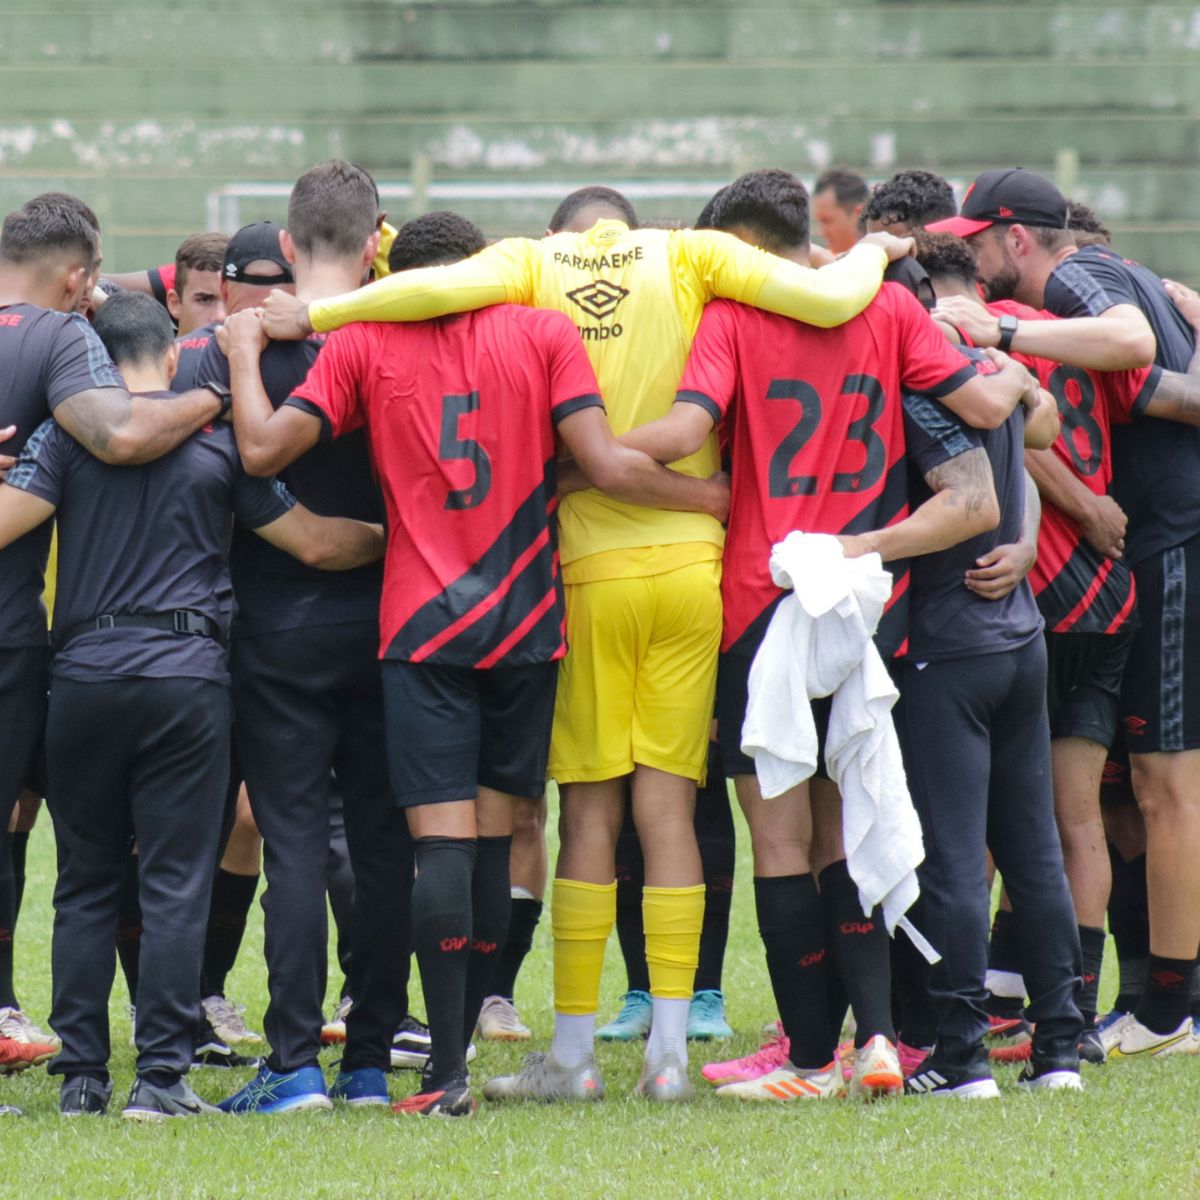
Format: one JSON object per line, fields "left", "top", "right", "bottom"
{"left": 674, "top": 228, "right": 887, "bottom": 329}
{"left": 309, "top": 237, "right": 539, "bottom": 331}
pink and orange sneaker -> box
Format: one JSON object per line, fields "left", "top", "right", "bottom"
{"left": 702, "top": 1026, "right": 790, "bottom": 1086}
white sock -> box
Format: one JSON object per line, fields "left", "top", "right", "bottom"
{"left": 511, "top": 886, "right": 537, "bottom": 901}
{"left": 985, "top": 969, "right": 1026, "bottom": 1000}
{"left": 550, "top": 1013, "right": 595, "bottom": 1068}
{"left": 645, "top": 997, "right": 690, "bottom": 1068}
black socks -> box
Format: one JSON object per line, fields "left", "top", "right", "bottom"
{"left": 200, "top": 869, "right": 258, "bottom": 998}
{"left": 1077, "top": 925, "right": 1106, "bottom": 1026}
{"left": 1136, "top": 954, "right": 1196, "bottom": 1034}
{"left": 462, "top": 836, "right": 512, "bottom": 1045}
{"left": 411, "top": 837, "right": 476, "bottom": 1087}
{"left": 820, "top": 859, "right": 896, "bottom": 1047}
{"left": 755, "top": 873, "right": 832, "bottom": 1069}
{"left": 488, "top": 896, "right": 542, "bottom": 1002}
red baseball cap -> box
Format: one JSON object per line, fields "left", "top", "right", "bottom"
{"left": 925, "top": 168, "right": 1069, "bottom": 237}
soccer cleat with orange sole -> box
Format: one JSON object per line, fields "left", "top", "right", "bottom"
{"left": 716, "top": 1061, "right": 843, "bottom": 1102}
{"left": 849, "top": 1035, "right": 903, "bottom": 1099}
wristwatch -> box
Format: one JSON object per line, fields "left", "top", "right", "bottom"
{"left": 996, "top": 314, "right": 1019, "bottom": 353}
{"left": 204, "top": 380, "right": 233, "bottom": 419}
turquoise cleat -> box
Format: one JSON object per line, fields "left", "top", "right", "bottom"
{"left": 596, "top": 990, "right": 652, "bottom": 1041}
{"left": 687, "top": 990, "right": 734, "bottom": 1041}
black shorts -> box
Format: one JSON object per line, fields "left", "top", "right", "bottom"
{"left": 1099, "top": 732, "right": 1136, "bottom": 807}
{"left": 716, "top": 650, "right": 831, "bottom": 781}
{"left": 1120, "top": 534, "right": 1200, "bottom": 753}
{"left": 382, "top": 659, "right": 559, "bottom": 807}
{"left": 1045, "top": 626, "right": 1135, "bottom": 747}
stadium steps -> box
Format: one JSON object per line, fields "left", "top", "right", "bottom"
{"left": 0, "top": 2, "right": 1196, "bottom": 275}
{"left": 1, "top": 6, "right": 1197, "bottom": 65}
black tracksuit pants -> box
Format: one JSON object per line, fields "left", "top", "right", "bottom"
{"left": 892, "top": 636, "right": 1083, "bottom": 1058}
{"left": 233, "top": 622, "right": 411, "bottom": 1074}
{"left": 46, "top": 675, "right": 230, "bottom": 1080}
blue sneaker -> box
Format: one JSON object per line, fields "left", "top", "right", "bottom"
{"left": 330, "top": 1067, "right": 389, "bottom": 1107}
{"left": 596, "top": 990, "right": 652, "bottom": 1041}
{"left": 687, "top": 990, "right": 734, "bottom": 1041}
{"left": 219, "top": 1065, "right": 332, "bottom": 1114}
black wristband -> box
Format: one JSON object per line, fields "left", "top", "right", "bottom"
{"left": 204, "top": 381, "right": 233, "bottom": 419}
{"left": 997, "top": 314, "right": 1019, "bottom": 353}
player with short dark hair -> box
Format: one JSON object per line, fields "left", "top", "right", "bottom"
{"left": 929, "top": 168, "right": 1200, "bottom": 1059}
{"left": 864, "top": 170, "right": 957, "bottom": 236}
{"left": 388, "top": 211, "right": 487, "bottom": 272}
{"left": 0, "top": 196, "right": 227, "bottom": 1103}
{"left": 548, "top": 185, "right": 638, "bottom": 234}
{"left": 197, "top": 161, "right": 412, "bottom": 1117}
{"left": 1066, "top": 201, "right": 1112, "bottom": 247}
{"left": 598, "top": 170, "right": 1043, "bottom": 1101}
{"left": 915, "top": 231, "right": 1151, "bottom": 1060}
{"left": 166, "top": 232, "right": 228, "bottom": 336}
{"left": 0, "top": 288, "right": 383, "bottom": 1120}
{"left": 813, "top": 168, "right": 869, "bottom": 254}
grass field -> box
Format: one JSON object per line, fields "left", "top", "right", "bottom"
{"left": 3, "top": 791, "right": 1197, "bottom": 1200}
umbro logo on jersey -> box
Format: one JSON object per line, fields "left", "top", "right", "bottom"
{"left": 567, "top": 279, "right": 629, "bottom": 321}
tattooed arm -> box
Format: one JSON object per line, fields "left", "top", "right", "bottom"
{"left": 52, "top": 385, "right": 221, "bottom": 465}
{"left": 839, "top": 447, "right": 1000, "bottom": 562}
{"left": 965, "top": 469, "right": 1040, "bottom": 599}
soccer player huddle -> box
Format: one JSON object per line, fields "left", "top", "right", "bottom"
{"left": 0, "top": 157, "right": 1197, "bottom": 1119}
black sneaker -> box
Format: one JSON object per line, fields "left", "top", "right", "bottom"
{"left": 60, "top": 1075, "right": 113, "bottom": 1117}
{"left": 393, "top": 1072, "right": 475, "bottom": 1117}
{"left": 193, "top": 1019, "right": 263, "bottom": 1070}
{"left": 122, "top": 1076, "right": 222, "bottom": 1120}
{"left": 905, "top": 1044, "right": 1000, "bottom": 1100}
{"left": 1077, "top": 1027, "right": 1106, "bottom": 1065}
{"left": 390, "top": 1014, "right": 433, "bottom": 1070}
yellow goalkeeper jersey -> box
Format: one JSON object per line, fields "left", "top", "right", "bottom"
{"left": 310, "top": 222, "right": 887, "bottom": 574}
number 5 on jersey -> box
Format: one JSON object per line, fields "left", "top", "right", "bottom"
{"left": 440, "top": 390, "right": 493, "bottom": 510}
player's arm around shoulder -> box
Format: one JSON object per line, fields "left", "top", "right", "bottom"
{"left": 556, "top": 405, "right": 728, "bottom": 522}
{"left": 220, "top": 309, "right": 322, "bottom": 477}
{"left": 0, "top": 420, "right": 63, "bottom": 549}
{"left": 253, "top": 502, "right": 385, "bottom": 571}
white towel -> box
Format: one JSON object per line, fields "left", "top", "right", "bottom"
{"left": 741, "top": 532, "right": 934, "bottom": 957}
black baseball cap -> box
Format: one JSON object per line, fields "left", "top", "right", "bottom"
{"left": 925, "top": 168, "right": 1069, "bottom": 237}
{"left": 222, "top": 221, "right": 293, "bottom": 285}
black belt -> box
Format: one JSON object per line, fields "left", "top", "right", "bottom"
{"left": 57, "top": 610, "right": 223, "bottom": 649}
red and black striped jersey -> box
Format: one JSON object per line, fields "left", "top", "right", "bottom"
{"left": 286, "top": 305, "right": 603, "bottom": 667}
{"left": 676, "top": 285, "right": 985, "bottom": 657}
{"left": 989, "top": 301, "right": 1148, "bottom": 634}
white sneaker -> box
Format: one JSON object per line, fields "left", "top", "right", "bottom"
{"left": 848, "top": 1035, "right": 903, "bottom": 1099}
{"left": 1100, "top": 1013, "right": 1193, "bottom": 1059}
{"left": 716, "top": 1061, "right": 843, "bottom": 1101}
{"left": 0, "top": 1007, "right": 60, "bottom": 1053}
{"left": 476, "top": 996, "right": 531, "bottom": 1042}
{"left": 202, "top": 996, "right": 263, "bottom": 1045}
